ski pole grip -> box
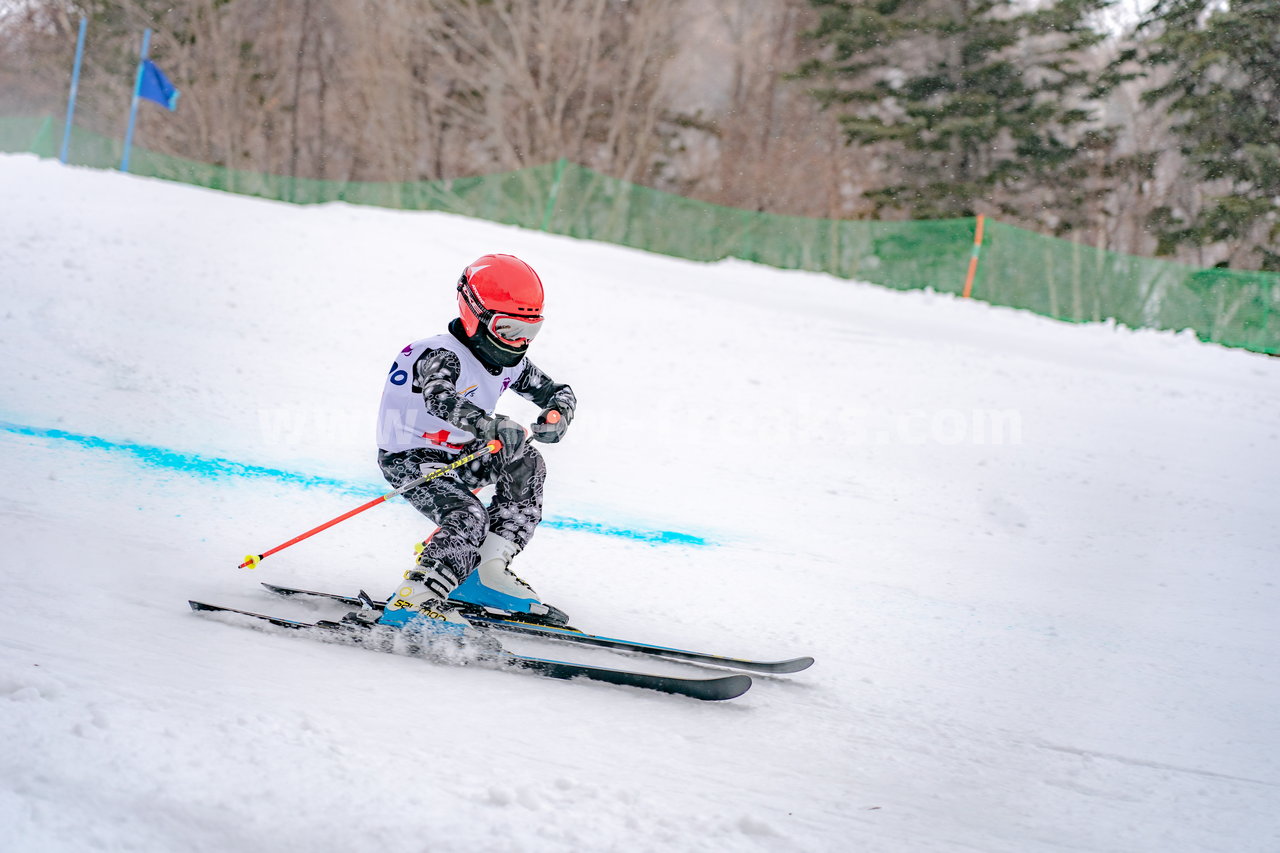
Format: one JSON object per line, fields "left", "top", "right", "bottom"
{"left": 544, "top": 410, "right": 562, "bottom": 424}
{"left": 487, "top": 438, "right": 503, "bottom": 453}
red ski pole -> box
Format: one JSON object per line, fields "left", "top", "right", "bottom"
{"left": 238, "top": 439, "right": 502, "bottom": 569}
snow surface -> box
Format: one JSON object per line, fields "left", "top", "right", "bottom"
{"left": 1, "top": 152, "right": 1278, "bottom": 852}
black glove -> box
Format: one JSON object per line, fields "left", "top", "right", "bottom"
{"left": 531, "top": 406, "right": 573, "bottom": 444}
{"left": 479, "top": 414, "right": 526, "bottom": 460}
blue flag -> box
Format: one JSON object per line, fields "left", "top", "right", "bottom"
{"left": 138, "top": 60, "right": 180, "bottom": 111}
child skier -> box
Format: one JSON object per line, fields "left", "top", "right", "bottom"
{"left": 372, "top": 254, "right": 576, "bottom": 636}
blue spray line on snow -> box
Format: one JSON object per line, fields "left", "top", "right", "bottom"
{"left": 0, "top": 420, "right": 711, "bottom": 547}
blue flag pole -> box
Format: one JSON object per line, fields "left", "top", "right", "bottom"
{"left": 120, "top": 28, "right": 151, "bottom": 173}
{"left": 60, "top": 18, "right": 88, "bottom": 165}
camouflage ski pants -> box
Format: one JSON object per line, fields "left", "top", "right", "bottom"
{"left": 377, "top": 441, "right": 546, "bottom": 586}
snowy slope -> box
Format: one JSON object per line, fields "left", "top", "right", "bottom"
{"left": 1, "top": 153, "right": 1278, "bottom": 852}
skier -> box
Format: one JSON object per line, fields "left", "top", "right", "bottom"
{"left": 372, "top": 253, "right": 576, "bottom": 636}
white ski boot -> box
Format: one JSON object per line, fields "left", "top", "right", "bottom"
{"left": 448, "top": 532, "right": 570, "bottom": 625}
{"left": 377, "top": 561, "right": 470, "bottom": 637}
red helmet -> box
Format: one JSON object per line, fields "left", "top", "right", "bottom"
{"left": 456, "top": 254, "right": 544, "bottom": 366}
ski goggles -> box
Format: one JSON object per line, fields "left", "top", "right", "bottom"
{"left": 487, "top": 312, "right": 543, "bottom": 345}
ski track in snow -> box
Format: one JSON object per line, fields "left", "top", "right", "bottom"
{"left": 1, "top": 154, "right": 1279, "bottom": 852}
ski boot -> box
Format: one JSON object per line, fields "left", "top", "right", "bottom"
{"left": 376, "top": 561, "right": 470, "bottom": 639}
{"left": 447, "top": 532, "right": 571, "bottom": 626}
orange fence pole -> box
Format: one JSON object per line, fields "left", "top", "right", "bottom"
{"left": 962, "top": 214, "right": 986, "bottom": 299}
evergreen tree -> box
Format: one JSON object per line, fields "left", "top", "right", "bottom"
{"left": 1135, "top": 0, "right": 1280, "bottom": 271}
{"left": 796, "top": 0, "right": 1111, "bottom": 229}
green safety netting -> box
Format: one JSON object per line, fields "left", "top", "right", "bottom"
{"left": 5, "top": 114, "right": 1276, "bottom": 354}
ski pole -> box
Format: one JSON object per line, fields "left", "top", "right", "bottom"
{"left": 238, "top": 439, "right": 502, "bottom": 569}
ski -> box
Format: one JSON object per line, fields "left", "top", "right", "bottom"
{"left": 188, "top": 600, "right": 752, "bottom": 701}
{"left": 260, "top": 582, "right": 815, "bottom": 675}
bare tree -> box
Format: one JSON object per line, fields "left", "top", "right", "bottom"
{"left": 412, "top": 0, "right": 680, "bottom": 181}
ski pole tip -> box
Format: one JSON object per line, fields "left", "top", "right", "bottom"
{"left": 239, "top": 554, "right": 261, "bottom": 569}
